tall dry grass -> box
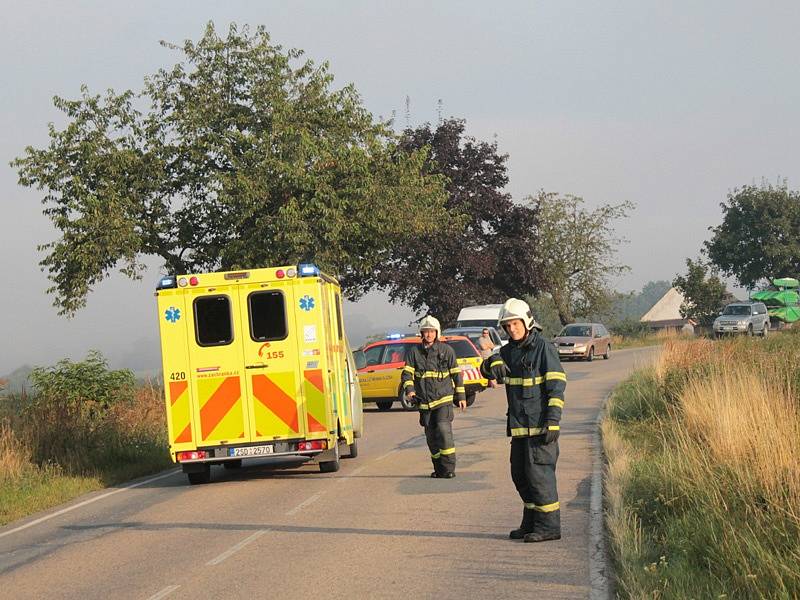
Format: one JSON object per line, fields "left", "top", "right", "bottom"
{"left": 0, "top": 421, "right": 32, "bottom": 481}
{"left": 611, "top": 328, "right": 685, "bottom": 351}
{"left": 0, "top": 380, "right": 171, "bottom": 525}
{"left": 605, "top": 333, "right": 800, "bottom": 598}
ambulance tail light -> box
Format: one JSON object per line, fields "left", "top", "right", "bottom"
{"left": 299, "top": 263, "right": 320, "bottom": 277}
{"left": 297, "top": 440, "right": 327, "bottom": 451}
{"left": 276, "top": 269, "right": 286, "bottom": 279}
{"left": 177, "top": 450, "right": 208, "bottom": 461}
{"left": 189, "top": 276, "right": 199, "bottom": 286}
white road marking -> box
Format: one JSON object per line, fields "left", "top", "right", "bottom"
{"left": 145, "top": 584, "right": 180, "bottom": 600}
{"left": 0, "top": 469, "right": 181, "bottom": 540}
{"left": 285, "top": 492, "right": 322, "bottom": 516}
{"left": 206, "top": 529, "right": 269, "bottom": 566}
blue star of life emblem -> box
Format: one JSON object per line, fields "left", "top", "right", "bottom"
{"left": 299, "top": 295, "right": 315, "bottom": 311}
{"left": 165, "top": 307, "right": 181, "bottom": 323}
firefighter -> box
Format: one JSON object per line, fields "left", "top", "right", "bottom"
{"left": 401, "top": 315, "right": 467, "bottom": 478}
{"left": 480, "top": 298, "right": 566, "bottom": 542}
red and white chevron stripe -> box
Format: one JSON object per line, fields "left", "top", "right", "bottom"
{"left": 460, "top": 366, "right": 482, "bottom": 381}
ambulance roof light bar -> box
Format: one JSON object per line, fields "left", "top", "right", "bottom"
{"left": 156, "top": 276, "right": 177, "bottom": 290}
{"left": 299, "top": 263, "right": 320, "bottom": 277}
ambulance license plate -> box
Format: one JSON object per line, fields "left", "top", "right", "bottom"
{"left": 230, "top": 445, "right": 274, "bottom": 457}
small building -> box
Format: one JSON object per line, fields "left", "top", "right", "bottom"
{"left": 640, "top": 287, "right": 738, "bottom": 332}
{"left": 639, "top": 287, "right": 693, "bottom": 332}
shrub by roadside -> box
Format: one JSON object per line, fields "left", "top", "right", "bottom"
{"left": 604, "top": 335, "right": 800, "bottom": 598}
{"left": 0, "top": 352, "right": 171, "bottom": 526}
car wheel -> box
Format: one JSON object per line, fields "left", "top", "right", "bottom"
{"left": 376, "top": 400, "right": 393, "bottom": 411}
{"left": 398, "top": 388, "right": 416, "bottom": 411}
{"left": 465, "top": 392, "right": 476, "bottom": 407}
{"left": 603, "top": 344, "right": 611, "bottom": 360}
{"left": 586, "top": 347, "right": 594, "bottom": 362}
{"left": 762, "top": 322, "right": 769, "bottom": 338}
{"left": 345, "top": 439, "right": 358, "bottom": 459}
{"left": 747, "top": 325, "right": 753, "bottom": 337}
{"left": 187, "top": 466, "right": 211, "bottom": 485}
{"left": 320, "top": 444, "right": 341, "bottom": 472}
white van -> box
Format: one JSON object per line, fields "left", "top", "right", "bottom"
{"left": 455, "top": 304, "right": 508, "bottom": 342}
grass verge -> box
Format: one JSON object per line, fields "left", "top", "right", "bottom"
{"left": 0, "top": 378, "right": 171, "bottom": 527}
{"left": 603, "top": 332, "right": 800, "bottom": 598}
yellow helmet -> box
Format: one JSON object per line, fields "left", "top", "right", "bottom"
{"left": 418, "top": 315, "right": 441, "bottom": 338}
{"left": 498, "top": 298, "right": 542, "bottom": 331}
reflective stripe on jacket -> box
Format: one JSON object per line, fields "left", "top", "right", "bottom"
{"left": 401, "top": 341, "right": 464, "bottom": 409}
{"left": 480, "top": 330, "right": 566, "bottom": 437}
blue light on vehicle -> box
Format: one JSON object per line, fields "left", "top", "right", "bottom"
{"left": 299, "top": 263, "right": 320, "bottom": 277}
{"left": 156, "top": 276, "right": 177, "bottom": 290}
{"left": 386, "top": 333, "right": 403, "bottom": 340}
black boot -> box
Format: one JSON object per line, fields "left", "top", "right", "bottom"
{"left": 523, "top": 509, "right": 561, "bottom": 543}
{"left": 509, "top": 508, "right": 536, "bottom": 539}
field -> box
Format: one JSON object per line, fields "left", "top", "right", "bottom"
{"left": 603, "top": 332, "right": 800, "bottom": 598}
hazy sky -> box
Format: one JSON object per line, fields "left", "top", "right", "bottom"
{"left": 2, "top": 1, "right": 799, "bottom": 374}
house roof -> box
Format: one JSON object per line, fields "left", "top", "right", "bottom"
{"left": 640, "top": 287, "right": 686, "bottom": 323}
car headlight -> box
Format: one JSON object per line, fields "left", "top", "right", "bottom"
{"left": 574, "top": 344, "right": 586, "bottom": 351}
{"left": 737, "top": 320, "right": 748, "bottom": 326}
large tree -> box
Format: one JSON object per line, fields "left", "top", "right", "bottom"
{"left": 704, "top": 183, "right": 800, "bottom": 288}
{"left": 526, "top": 192, "right": 633, "bottom": 325}
{"left": 366, "top": 118, "right": 540, "bottom": 323}
{"left": 13, "top": 23, "right": 448, "bottom": 315}
{"left": 672, "top": 258, "right": 727, "bottom": 326}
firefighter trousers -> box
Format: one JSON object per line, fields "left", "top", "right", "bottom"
{"left": 510, "top": 436, "right": 560, "bottom": 534}
{"left": 420, "top": 404, "right": 456, "bottom": 475}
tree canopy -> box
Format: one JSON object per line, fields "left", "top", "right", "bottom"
{"left": 526, "top": 192, "right": 633, "bottom": 325}
{"left": 704, "top": 183, "right": 800, "bottom": 289}
{"left": 672, "top": 258, "right": 727, "bottom": 325}
{"left": 13, "top": 23, "right": 448, "bottom": 315}
{"left": 365, "top": 118, "right": 540, "bottom": 323}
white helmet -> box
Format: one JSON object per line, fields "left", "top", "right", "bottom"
{"left": 418, "top": 315, "right": 441, "bottom": 338}
{"left": 498, "top": 298, "right": 542, "bottom": 331}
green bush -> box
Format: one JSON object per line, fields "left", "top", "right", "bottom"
{"left": 23, "top": 351, "right": 135, "bottom": 470}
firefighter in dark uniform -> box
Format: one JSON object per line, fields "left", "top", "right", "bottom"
{"left": 480, "top": 298, "right": 566, "bottom": 542}
{"left": 401, "top": 316, "right": 467, "bottom": 478}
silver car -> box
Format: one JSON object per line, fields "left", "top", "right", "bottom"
{"left": 713, "top": 302, "right": 770, "bottom": 337}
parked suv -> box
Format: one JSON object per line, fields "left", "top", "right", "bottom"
{"left": 713, "top": 302, "right": 770, "bottom": 337}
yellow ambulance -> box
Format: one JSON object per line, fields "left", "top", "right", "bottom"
{"left": 155, "top": 264, "right": 363, "bottom": 484}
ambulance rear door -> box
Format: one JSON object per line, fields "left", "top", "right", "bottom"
{"left": 186, "top": 286, "right": 252, "bottom": 447}
{"left": 237, "top": 280, "right": 306, "bottom": 442}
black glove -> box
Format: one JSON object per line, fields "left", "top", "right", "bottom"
{"left": 485, "top": 355, "right": 510, "bottom": 383}
{"left": 543, "top": 422, "right": 560, "bottom": 444}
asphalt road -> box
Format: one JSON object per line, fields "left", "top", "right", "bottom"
{"left": 0, "top": 346, "right": 658, "bottom": 600}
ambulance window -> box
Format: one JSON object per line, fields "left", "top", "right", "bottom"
{"left": 194, "top": 295, "right": 233, "bottom": 346}
{"left": 249, "top": 291, "right": 288, "bottom": 341}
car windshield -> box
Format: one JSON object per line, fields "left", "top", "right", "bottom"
{"left": 447, "top": 339, "right": 480, "bottom": 358}
{"left": 722, "top": 305, "right": 751, "bottom": 316}
{"left": 559, "top": 325, "right": 592, "bottom": 337}
{"left": 456, "top": 320, "right": 508, "bottom": 339}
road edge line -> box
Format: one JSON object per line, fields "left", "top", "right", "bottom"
{"left": 0, "top": 468, "right": 180, "bottom": 540}
{"left": 589, "top": 392, "right": 612, "bottom": 600}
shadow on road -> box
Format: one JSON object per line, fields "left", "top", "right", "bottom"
{"left": 62, "top": 521, "right": 507, "bottom": 541}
